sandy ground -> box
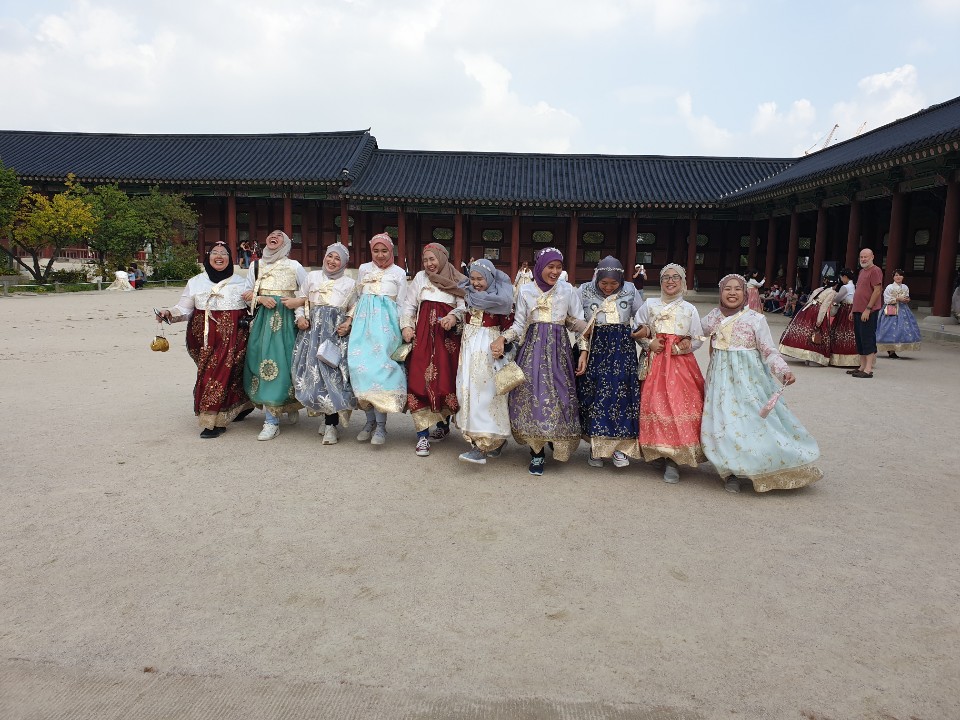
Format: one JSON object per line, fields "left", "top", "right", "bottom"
{"left": 1, "top": 286, "right": 958, "bottom": 720}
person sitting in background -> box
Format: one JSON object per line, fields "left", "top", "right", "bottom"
{"left": 783, "top": 288, "right": 798, "bottom": 317}
{"left": 131, "top": 263, "right": 145, "bottom": 289}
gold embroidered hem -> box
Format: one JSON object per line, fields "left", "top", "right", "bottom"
{"left": 412, "top": 407, "right": 453, "bottom": 432}
{"left": 828, "top": 352, "right": 859, "bottom": 367}
{"left": 512, "top": 432, "right": 580, "bottom": 461}
{"left": 590, "top": 436, "right": 643, "bottom": 459}
{"left": 641, "top": 443, "right": 705, "bottom": 467}
{"left": 262, "top": 400, "right": 303, "bottom": 416}
{"left": 357, "top": 390, "right": 406, "bottom": 414}
{"left": 744, "top": 463, "right": 823, "bottom": 492}
{"left": 197, "top": 401, "right": 254, "bottom": 430}
{"left": 778, "top": 344, "right": 829, "bottom": 366}
{"left": 462, "top": 432, "right": 509, "bottom": 453}
{"left": 876, "top": 342, "right": 921, "bottom": 352}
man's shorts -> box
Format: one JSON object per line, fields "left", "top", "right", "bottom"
{"left": 853, "top": 309, "right": 879, "bottom": 355}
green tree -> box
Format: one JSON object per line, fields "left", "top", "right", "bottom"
{"left": 1, "top": 179, "right": 97, "bottom": 283}
{"left": 0, "top": 160, "right": 28, "bottom": 272}
{"left": 86, "top": 184, "right": 147, "bottom": 279}
{"left": 132, "top": 187, "right": 199, "bottom": 261}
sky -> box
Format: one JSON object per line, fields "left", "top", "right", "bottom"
{"left": 1, "top": 0, "right": 959, "bottom": 158}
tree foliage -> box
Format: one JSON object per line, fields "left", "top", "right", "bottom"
{"left": 132, "top": 187, "right": 198, "bottom": 254}
{"left": 0, "top": 161, "right": 25, "bottom": 233}
{"left": 85, "top": 184, "right": 148, "bottom": 279}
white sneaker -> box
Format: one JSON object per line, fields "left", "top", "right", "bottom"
{"left": 357, "top": 423, "right": 374, "bottom": 442}
{"left": 287, "top": 411, "right": 299, "bottom": 424}
{"left": 415, "top": 437, "right": 430, "bottom": 456}
{"left": 612, "top": 451, "right": 630, "bottom": 468}
{"left": 587, "top": 454, "right": 603, "bottom": 468}
{"left": 322, "top": 425, "right": 339, "bottom": 445}
{"left": 258, "top": 423, "right": 279, "bottom": 441}
{"left": 663, "top": 461, "right": 680, "bottom": 483}
{"left": 371, "top": 425, "right": 387, "bottom": 445}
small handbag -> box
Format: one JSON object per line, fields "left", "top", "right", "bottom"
{"left": 637, "top": 348, "right": 650, "bottom": 381}
{"left": 316, "top": 339, "right": 341, "bottom": 367}
{"left": 494, "top": 360, "right": 526, "bottom": 396}
{"left": 884, "top": 303, "right": 898, "bottom": 316}
{"left": 390, "top": 342, "right": 413, "bottom": 362}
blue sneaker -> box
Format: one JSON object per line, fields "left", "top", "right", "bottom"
{"left": 528, "top": 455, "right": 545, "bottom": 476}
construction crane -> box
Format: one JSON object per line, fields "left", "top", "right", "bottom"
{"left": 804, "top": 124, "right": 839, "bottom": 155}
{"left": 854, "top": 121, "right": 868, "bottom": 136}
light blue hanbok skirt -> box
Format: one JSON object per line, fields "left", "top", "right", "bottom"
{"left": 346, "top": 294, "right": 407, "bottom": 414}
{"left": 701, "top": 349, "right": 822, "bottom": 492}
{"left": 876, "top": 304, "right": 921, "bottom": 352}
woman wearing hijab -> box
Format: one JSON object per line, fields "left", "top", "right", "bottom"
{"left": 155, "top": 241, "right": 253, "bottom": 438}
{"left": 241, "top": 230, "right": 308, "bottom": 441}
{"left": 491, "top": 247, "right": 588, "bottom": 476}
{"left": 777, "top": 277, "right": 836, "bottom": 366}
{"left": 577, "top": 256, "right": 645, "bottom": 468}
{"left": 400, "top": 243, "right": 467, "bottom": 457}
{"left": 701, "top": 275, "right": 821, "bottom": 493}
{"left": 291, "top": 242, "right": 358, "bottom": 444}
{"left": 345, "top": 232, "right": 408, "bottom": 445}
{"left": 452, "top": 259, "right": 515, "bottom": 464}
{"left": 633, "top": 263, "right": 706, "bottom": 483}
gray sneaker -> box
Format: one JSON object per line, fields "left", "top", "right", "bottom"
{"left": 459, "top": 448, "right": 487, "bottom": 464}
{"left": 371, "top": 424, "right": 387, "bottom": 445}
{"left": 486, "top": 441, "right": 506, "bottom": 458}
{"left": 663, "top": 461, "right": 680, "bottom": 483}
{"left": 724, "top": 477, "right": 741, "bottom": 494}
{"left": 611, "top": 451, "right": 630, "bottom": 468}
{"left": 356, "top": 422, "right": 374, "bottom": 442}
{"left": 587, "top": 453, "right": 603, "bottom": 468}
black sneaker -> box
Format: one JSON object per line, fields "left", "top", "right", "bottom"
{"left": 234, "top": 407, "right": 254, "bottom": 421}
{"left": 529, "top": 456, "right": 545, "bottom": 476}
{"left": 200, "top": 428, "right": 220, "bottom": 439}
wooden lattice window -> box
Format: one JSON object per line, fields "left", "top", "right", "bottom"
{"left": 532, "top": 230, "right": 554, "bottom": 244}
{"left": 482, "top": 229, "right": 503, "bottom": 243}
{"left": 583, "top": 231, "right": 604, "bottom": 245}
{"left": 432, "top": 228, "right": 454, "bottom": 241}
{"left": 637, "top": 233, "right": 656, "bottom": 245}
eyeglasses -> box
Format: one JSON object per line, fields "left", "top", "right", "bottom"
{"left": 209, "top": 252, "right": 230, "bottom": 258}
{"left": 660, "top": 274, "right": 682, "bottom": 282}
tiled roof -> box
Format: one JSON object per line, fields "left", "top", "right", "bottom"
{"left": 0, "top": 130, "right": 377, "bottom": 185}
{"left": 342, "top": 151, "right": 794, "bottom": 208}
{"left": 723, "top": 96, "right": 960, "bottom": 203}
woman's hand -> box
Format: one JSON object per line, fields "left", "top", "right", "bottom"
{"left": 675, "top": 338, "right": 692, "bottom": 354}
{"left": 281, "top": 296, "right": 301, "bottom": 309}
{"left": 648, "top": 337, "right": 664, "bottom": 354}
{"left": 241, "top": 290, "right": 253, "bottom": 302}
{"left": 295, "top": 317, "right": 309, "bottom": 331}
{"left": 402, "top": 327, "right": 415, "bottom": 343}
{"left": 259, "top": 296, "right": 277, "bottom": 309}
{"left": 783, "top": 372, "right": 796, "bottom": 386}
{"left": 631, "top": 326, "right": 649, "bottom": 340}
{"left": 439, "top": 314, "right": 456, "bottom": 331}
{"left": 490, "top": 337, "right": 506, "bottom": 358}
{"left": 156, "top": 309, "right": 172, "bottom": 323}
{"left": 575, "top": 350, "right": 588, "bottom": 376}
{"left": 336, "top": 318, "right": 352, "bottom": 337}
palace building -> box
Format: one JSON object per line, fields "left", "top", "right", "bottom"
{"left": 1, "top": 94, "right": 958, "bottom": 314}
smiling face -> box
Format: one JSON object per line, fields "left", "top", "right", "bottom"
{"left": 541, "top": 260, "right": 563, "bottom": 286}
{"left": 720, "top": 279, "right": 745, "bottom": 310}
{"left": 265, "top": 231, "right": 285, "bottom": 250}
{"left": 371, "top": 244, "right": 392, "bottom": 268}
{"left": 597, "top": 277, "right": 620, "bottom": 297}
{"left": 660, "top": 270, "right": 683, "bottom": 295}
{"left": 423, "top": 250, "right": 441, "bottom": 274}
{"left": 469, "top": 270, "right": 488, "bottom": 291}
{"left": 893, "top": 271, "right": 904, "bottom": 284}
{"left": 324, "top": 251, "right": 343, "bottom": 274}
{"left": 208, "top": 246, "right": 230, "bottom": 271}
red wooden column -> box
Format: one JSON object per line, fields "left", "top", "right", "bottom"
{"left": 844, "top": 198, "right": 860, "bottom": 270}
{"left": 510, "top": 212, "right": 520, "bottom": 280}
{"left": 747, "top": 219, "right": 758, "bottom": 271}
{"left": 339, "top": 198, "right": 350, "bottom": 264}
{"left": 248, "top": 202, "right": 258, "bottom": 246}
{"left": 786, "top": 208, "right": 799, "bottom": 290}
{"left": 932, "top": 179, "right": 960, "bottom": 316}
{"left": 626, "top": 214, "right": 638, "bottom": 272}
{"left": 811, "top": 205, "right": 827, "bottom": 284}
{"left": 764, "top": 216, "right": 777, "bottom": 284}
{"left": 453, "top": 211, "right": 464, "bottom": 268}
{"left": 226, "top": 193, "right": 238, "bottom": 261}
{"left": 396, "top": 208, "right": 407, "bottom": 272}
{"left": 685, "top": 214, "right": 698, "bottom": 290}
{"left": 283, "top": 195, "right": 293, "bottom": 240}
{"left": 567, "top": 212, "right": 579, "bottom": 284}
{"left": 884, "top": 189, "right": 905, "bottom": 283}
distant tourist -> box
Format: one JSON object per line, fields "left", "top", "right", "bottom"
{"left": 875, "top": 269, "right": 922, "bottom": 358}
{"left": 848, "top": 248, "right": 883, "bottom": 379}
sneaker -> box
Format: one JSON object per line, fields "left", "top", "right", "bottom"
{"left": 663, "top": 461, "right": 680, "bottom": 484}
{"left": 357, "top": 422, "right": 374, "bottom": 442}
{"left": 371, "top": 425, "right": 387, "bottom": 445}
{"left": 612, "top": 451, "right": 630, "bottom": 468}
{"left": 415, "top": 437, "right": 430, "bottom": 456}
{"left": 725, "top": 477, "right": 741, "bottom": 494}
{"left": 234, "top": 407, "right": 254, "bottom": 422}
{"left": 429, "top": 424, "right": 450, "bottom": 441}
{"left": 200, "top": 428, "right": 220, "bottom": 439}
{"left": 322, "top": 425, "right": 339, "bottom": 445}
{"left": 258, "top": 423, "right": 279, "bottom": 441}
{"left": 529, "top": 455, "right": 545, "bottom": 476}
{"left": 587, "top": 453, "right": 603, "bottom": 468}
{"left": 459, "top": 448, "right": 487, "bottom": 464}
{"left": 287, "top": 411, "right": 299, "bottom": 424}
{"left": 486, "top": 441, "right": 506, "bottom": 458}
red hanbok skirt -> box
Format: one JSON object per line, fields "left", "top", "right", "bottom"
{"left": 639, "top": 334, "right": 706, "bottom": 467}
{"left": 407, "top": 299, "right": 461, "bottom": 431}
{"left": 186, "top": 308, "right": 252, "bottom": 429}
{"left": 828, "top": 305, "right": 858, "bottom": 367}
{"left": 747, "top": 287, "right": 762, "bottom": 312}
{"left": 778, "top": 303, "right": 831, "bottom": 365}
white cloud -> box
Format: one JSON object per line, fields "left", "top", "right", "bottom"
{"left": 831, "top": 65, "right": 926, "bottom": 143}
{"left": 675, "top": 92, "right": 733, "bottom": 154}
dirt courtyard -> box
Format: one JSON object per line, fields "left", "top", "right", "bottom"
{"left": 1, "top": 287, "right": 958, "bottom": 720}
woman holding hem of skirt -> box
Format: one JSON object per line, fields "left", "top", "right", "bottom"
{"left": 156, "top": 241, "right": 253, "bottom": 438}
{"left": 828, "top": 269, "right": 858, "bottom": 368}
{"left": 701, "top": 274, "right": 822, "bottom": 493}
{"left": 291, "top": 242, "right": 358, "bottom": 445}
{"left": 490, "top": 247, "right": 588, "bottom": 476}
{"left": 777, "top": 278, "right": 836, "bottom": 366}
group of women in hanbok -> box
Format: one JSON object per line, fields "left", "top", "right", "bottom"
{"left": 778, "top": 267, "right": 921, "bottom": 367}
{"left": 156, "top": 232, "right": 822, "bottom": 494}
